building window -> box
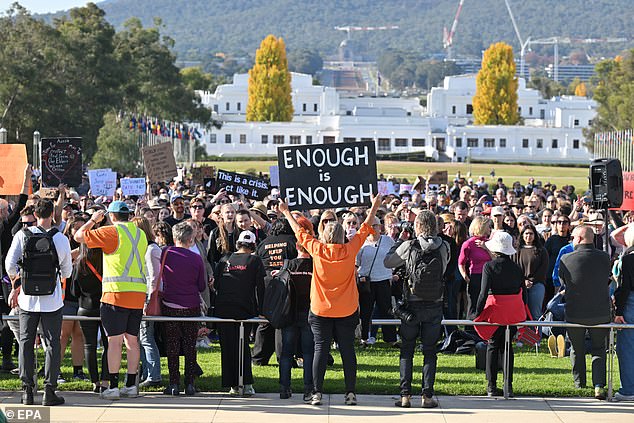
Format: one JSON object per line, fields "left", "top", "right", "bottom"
{"left": 395, "top": 138, "right": 408, "bottom": 147}
{"left": 540, "top": 109, "right": 545, "bottom": 119}
{"left": 573, "top": 139, "right": 580, "bottom": 149}
{"left": 323, "top": 136, "right": 335, "bottom": 144}
{"left": 522, "top": 138, "right": 529, "bottom": 148}
{"left": 290, "top": 135, "right": 300, "bottom": 145}
{"left": 378, "top": 138, "right": 391, "bottom": 151}
{"left": 225, "top": 134, "right": 231, "bottom": 144}
{"left": 237, "top": 102, "right": 241, "bottom": 111}
{"left": 412, "top": 138, "right": 425, "bottom": 147}
{"left": 303, "top": 103, "right": 307, "bottom": 112}
{"left": 210, "top": 134, "right": 217, "bottom": 144}
{"left": 574, "top": 119, "right": 579, "bottom": 126}
{"left": 305, "top": 135, "right": 313, "bottom": 144}
{"left": 588, "top": 119, "right": 593, "bottom": 126}
{"left": 261, "top": 135, "right": 268, "bottom": 144}
{"left": 213, "top": 104, "right": 218, "bottom": 113}
{"left": 313, "top": 104, "right": 318, "bottom": 112}
{"left": 361, "top": 137, "right": 373, "bottom": 142}
{"left": 536, "top": 139, "right": 543, "bottom": 148}
{"left": 225, "top": 102, "right": 230, "bottom": 111}
{"left": 484, "top": 138, "right": 495, "bottom": 148}
{"left": 518, "top": 107, "right": 522, "bottom": 115}
{"left": 499, "top": 138, "right": 506, "bottom": 148}
{"left": 455, "top": 137, "right": 462, "bottom": 147}
{"left": 552, "top": 139, "right": 558, "bottom": 148}
{"left": 529, "top": 107, "right": 533, "bottom": 115}
{"left": 273, "top": 135, "right": 284, "bottom": 145}
{"left": 466, "top": 104, "right": 473, "bottom": 114}
{"left": 467, "top": 138, "right": 478, "bottom": 147}
{"left": 240, "top": 134, "right": 246, "bottom": 144}
{"left": 343, "top": 137, "right": 356, "bottom": 143}
{"left": 451, "top": 105, "right": 456, "bottom": 114}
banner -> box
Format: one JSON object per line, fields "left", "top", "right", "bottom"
{"left": 0, "top": 144, "right": 28, "bottom": 195}
{"left": 269, "top": 165, "right": 280, "bottom": 187}
{"left": 41, "top": 137, "right": 82, "bottom": 187}
{"left": 142, "top": 143, "right": 178, "bottom": 183}
{"left": 88, "top": 169, "right": 117, "bottom": 197}
{"left": 278, "top": 141, "right": 377, "bottom": 210}
{"left": 619, "top": 172, "right": 634, "bottom": 210}
{"left": 120, "top": 178, "right": 147, "bottom": 196}
{"left": 216, "top": 170, "right": 269, "bottom": 200}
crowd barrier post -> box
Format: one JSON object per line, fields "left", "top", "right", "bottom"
{"left": 503, "top": 325, "right": 511, "bottom": 399}
{"left": 608, "top": 326, "right": 615, "bottom": 399}
{"left": 239, "top": 321, "right": 245, "bottom": 396}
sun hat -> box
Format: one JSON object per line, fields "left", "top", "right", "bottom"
{"left": 485, "top": 231, "right": 516, "bottom": 256}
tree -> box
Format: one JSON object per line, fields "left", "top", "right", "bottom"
{"left": 246, "top": 35, "right": 293, "bottom": 122}
{"left": 473, "top": 42, "right": 520, "bottom": 125}
{"left": 288, "top": 49, "right": 323, "bottom": 75}
{"left": 91, "top": 112, "right": 143, "bottom": 175}
{"left": 180, "top": 67, "right": 213, "bottom": 91}
{"left": 574, "top": 81, "right": 587, "bottom": 97}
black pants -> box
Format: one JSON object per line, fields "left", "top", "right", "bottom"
{"left": 486, "top": 326, "right": 517, "bottom": 389}
{"left": 250, "top": 322, "right": 282, "bottom": 365}
{"left": 19, "top": 308, "right": 63, "bottom": 389}
{"left": 162, "top": 305, "right": 200, "bottom": 386}
{"left": 218, "top": 322, "right": 254, "bottom": 388}
{"left": 78, "top": 308, "right": 109, "bottom": 384}
{"left": 309, "top": 310, "right": 358, "bottom": 393}
{"left": 359, "top": 280, "right": 397, "bottom": 342}
{"left": 567, "top": 326, "right": 608, "bottom": 388}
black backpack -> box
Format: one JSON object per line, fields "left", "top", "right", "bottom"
{"left": 404, "top": 239, "right": 447, "bottom": 303}
{"left": 18, "top": 227, "right": 60, "bottom": 296}
{"left": 262, "top": 261, "right": 295, "bottom": 329}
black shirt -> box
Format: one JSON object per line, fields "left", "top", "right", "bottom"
{"left": 287, "top": 257, "right": 313, "bottom": 319}
{"left": 164, "top": 213, "right": 192, "bottom": 228}
{"left": 257, "top": 234, "right": 298, "bottom": 275}
{"left": 615, "top": 247, "right": 634, "bottom": 316}
{"left": 213, "top": 252, "right": 265, "bottom": 320}
{"left": 477, "top": 255, "right": 524, "bottom": 316}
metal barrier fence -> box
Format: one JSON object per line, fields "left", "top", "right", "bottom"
{"left": 593, "top": 129, "right": 634, "bottom": 172}
{"left": 2, "top": 315, "right": 633, "bottom": 401}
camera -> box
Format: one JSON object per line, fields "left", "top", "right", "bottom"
{"left": 399, "top": 221, "right": 414, "bottom": 236}
{"left": 392, "top": 301, "right": 416, "bottom": 323}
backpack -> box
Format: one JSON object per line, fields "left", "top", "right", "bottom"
{"left": 262, "top": 261, "right": 295, "bottom": 329}
{"left": 18, "top": 227, "right": 60, "bottom": 296}
{"left": 404, "top": 239, "right": 447, "bottom": 303}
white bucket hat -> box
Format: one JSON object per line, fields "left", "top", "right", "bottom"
{"left": 485, "top": 231, "right": 516, "bottom": 256}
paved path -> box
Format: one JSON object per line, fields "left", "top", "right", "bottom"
{"left": 1, "top": 391, "right": 633, "bottom": 423}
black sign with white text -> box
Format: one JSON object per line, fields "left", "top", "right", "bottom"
{"left": 278, "top": 141, "right": 377, "bottom": 210}
{"left": 41, "top": 137, "right": 82, "bottom": 187}
{"left": 216, "top": 170, "right": 269, "bottom": 200}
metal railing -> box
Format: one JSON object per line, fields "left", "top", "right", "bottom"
{"left": 3, "top": 315, "right": 632, "bottom": 401}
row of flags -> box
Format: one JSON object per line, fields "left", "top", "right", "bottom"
{"left": 128, "top": 115, "right": 202, "bottom": 141}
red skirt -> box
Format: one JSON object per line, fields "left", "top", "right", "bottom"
{"left": 474, "top": 292, "right": 527, "bottom": 340}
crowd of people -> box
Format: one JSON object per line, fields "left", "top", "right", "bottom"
{"left": 1, "top": 165, "right": 633, "bottom": 408}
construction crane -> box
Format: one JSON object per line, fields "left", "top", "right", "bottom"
{"left": 443, "top": 0, "right": 465, "bottom": 60}
{"left": 528, "top": 36, "right": 628, "bottom": 82}
{"left": 504, "top": 0, "right": 530, "bottom": 79}
{"left": 334, "top": 25, "right": 399, "bottom": 41}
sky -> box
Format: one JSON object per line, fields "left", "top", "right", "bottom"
{"left": 0, "top": 0, "right": 99, "bottom": 14}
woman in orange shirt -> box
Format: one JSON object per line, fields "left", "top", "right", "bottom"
{"left": 278, "top": 194, "right": 382, "bottom": 407}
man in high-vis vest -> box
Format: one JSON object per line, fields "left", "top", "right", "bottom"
{"left": 75, "top": 201, "right": 148, "bottom": 400}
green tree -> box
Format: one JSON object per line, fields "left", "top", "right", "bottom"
{"left": 288, "top": 49, "right": 323, "bottom": 75}
{"left": 473, "top": 42, "right": 520, "bottom": 125}
{"left": 180, "top": 67, "right": 213, "bottom": 91}
{"left": 92, "top": 112, "right": 142, "bottom": 175}
{"left": 246, "top": 35, "right": 293, "bottom": 122}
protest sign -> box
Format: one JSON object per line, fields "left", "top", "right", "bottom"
{"left": 399, "top": 184, "right": 413, "bottom": 194}
{"left": 269, "top": 165, "right": 280, "bottom": 187}
{"left": 377, "top": 181, "right": 396, "bottom": 196}
{"left": 120, "top": 178, "right": 147, "bottom": 196}
{"left": 88, "top": 169, "right": 117, "bottom": 197}
{"left": 41, "top": 137, "right": 82, "bottom": 187}
{"left": 618, "top": 172, "right": 634, "bottom": 211}
{"left": 217, "top": 170, "right": 269, "bottom": 200}
{"left": 142, "top": 143, "right": 177, "bottom": 183}
{"left": 428, "top": 170, "right": 448, "bottom": 185}
{"left": 0, "top": 144, "right": 28, "bottom": 195}
{"left": 191, "top": 166, "right": 215, "bottom": 185}
{"left": 278, "top": 141, "right": 377, "bottom": 210}
{"left": 39, "top": 188, "right": 58, "bottom": 199}
{"left": 203, "top": 177, "right": 216, "bottom": 193}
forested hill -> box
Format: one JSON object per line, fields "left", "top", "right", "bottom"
{"left": 55, "top": 0, "right": 633, "bottom": 60}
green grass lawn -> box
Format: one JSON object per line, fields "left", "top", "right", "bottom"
{"left": 200, "top": 160, "right": 589, "bottom": 191}
{"left": 0, "top": 340, "right": 619, "bottom": 398}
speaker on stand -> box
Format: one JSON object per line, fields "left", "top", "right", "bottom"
{"left": 589, "top": 158, "right": 623, "bottom": 254}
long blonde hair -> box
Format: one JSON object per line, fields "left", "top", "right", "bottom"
{"left": 319, "top": 222, "right": 345, "bottom": 245}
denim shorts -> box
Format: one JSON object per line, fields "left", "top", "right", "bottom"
{"left": 62, "top": 300, "right": 79, "bottom": 316}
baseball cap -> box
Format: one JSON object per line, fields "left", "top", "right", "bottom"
{"left": 491, "top": 206, "right": 504, "bottom": 217}
{"left": 237, "top": 230, "right": 256, "bottom": 244}
{"left": 107, "top": 201, "right": 130, "bottom": 214}
{"left": 170, "top": 195, "right": 184, "bottom": 203}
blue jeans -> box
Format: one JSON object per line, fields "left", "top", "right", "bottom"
{"left": 526, "top": 283, "right": 545, "bottom": 337}
{"left": 399, "top": 303, "right": 443, "bottom": 397}
{"left": 279, "top": 320, "right": 314, "bottom": 390}
{"left": 140, "top": 321, "right": 161, "bottom": 382}
{"left": 444, "top": 271, "right": 463, "bottom": 336}
{"left": 617, "top": 293, "right": 634, "bottom": 395}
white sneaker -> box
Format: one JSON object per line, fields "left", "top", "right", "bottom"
{"left": 229, "top": 386, "right": 240, "bottom": 396}
{"left": 366, "top": 337, "right": 376, "bottom": 345}
{"left": 243, "top": 384, "right": 255, "bottom": 397}
{"left": 614, "top": 391, "right": 634, "bottom": 401}
{"left": 120, "top": 385, "right": 138, "bottom": 398}
{"left": 57, "top": 375, "right": 66, "bottom": 384}
{"left": 100, "top": 387, "right": 120, "bottom": 400}
{"left": 196, "top": 339, "right": 213, "bottom": 349}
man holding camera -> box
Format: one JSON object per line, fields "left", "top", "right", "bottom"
{"left": 384, "top": 210, "right": 450, "bottom": 408}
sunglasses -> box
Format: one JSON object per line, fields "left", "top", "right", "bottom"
{"left": 322, "top": 218, "right": 335, "bottom": 224}
{"left": 190, "top": 205, "right": 204, "bottom": 210}
{"left": 22, "top": 221, "right": 36, "bottom": 227}
{"left": 219, "top": 199, "right": 231, "bottom": 204}
{"left": 555, "top": 220, "right": 569, "bottom": 224}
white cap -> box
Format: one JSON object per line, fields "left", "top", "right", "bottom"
{"left": 491, "top": 206, "right": 504, "bottom": 217}
{"left": 237, "top": 230, "right": 257, "bottom": 244}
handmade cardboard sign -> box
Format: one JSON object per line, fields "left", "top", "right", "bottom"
{"left": 88, "top": 169, "right": 117, "bottom": 197}
{"left": 0, "top": 144, "right": 28, "bottom": 195}
{"left": 278, "top": 141, "right": 377, "bottom": 210}
{"left": 142, "top": 143, "right": 178, "bottom": 183}
{"left": 216, "top": 170, "right": 269, "bottom": 200}
{"left": 120, "top": 178, "right": 147, "bottom": 196}
{"left": 41, "top": 137, "right": 82, "bottom": 187}
{"left": 191, "top": 166, "right": 215, "bottom": 185}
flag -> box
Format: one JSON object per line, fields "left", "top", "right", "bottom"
{"left": 377, "top": 71, "right": 382, "bottom": 87}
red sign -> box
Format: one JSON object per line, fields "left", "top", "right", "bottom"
{"left": 620, "top": 172, "right": 634, "bottom": 210}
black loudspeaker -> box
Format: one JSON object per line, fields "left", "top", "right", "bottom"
{"left": 590, "top": 158, "right": 623, "bottom": 208}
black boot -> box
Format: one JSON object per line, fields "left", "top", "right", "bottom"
{"left": 22, "top": 386, "right": 34, "bottom": 405}
{"left": 42, "top": 386, "right": 65, "bottom": 406}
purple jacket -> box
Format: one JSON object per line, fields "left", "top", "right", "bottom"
{"left": 161, "top": 247, "right": 206, "bottom": 309}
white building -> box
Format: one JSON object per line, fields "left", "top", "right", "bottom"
{"left": 195, "top": 72, "right": 596, "bottom": 164}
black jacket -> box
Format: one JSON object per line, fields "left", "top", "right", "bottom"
{"left": 559, "top": 243, "right": 611, "bottom": 325}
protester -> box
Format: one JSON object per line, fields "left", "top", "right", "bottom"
{"left": 74, "top": 201, "right": 148, "bottom": 400}
{"left": 614, "top": 226, "right": 634, "bottom": 401}
{"left": 164, "top": 196, "right": 191, "bottom": 227}
{"left": 278, "top": 194, "right": 382, "bottom": 407}
{"left": 384, "top": 210, "right": 450, "bottom": 408}
{"left": 5, "top": 198, "right": 72, "bottom": 406}
{"left": 458, "top": 216, "right": 493, "bottom": 321}
{"left": 558, "top": 225, "right": 611, "bottom": 400}
{"left": 207, "top": 203, "right": 239, "bottom": 267}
